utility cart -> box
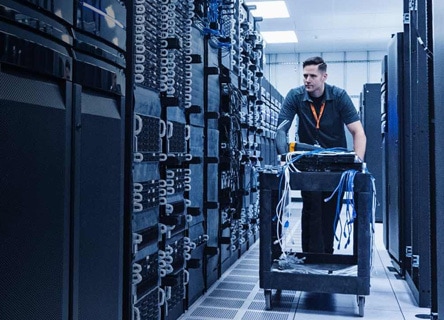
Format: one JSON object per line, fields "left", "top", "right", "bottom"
{"left": 259, "top": 170, "right": 374, "bottom": 317}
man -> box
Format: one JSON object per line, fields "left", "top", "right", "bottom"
{"left": 275, "top": 56, "right": 366, "bottom": 253}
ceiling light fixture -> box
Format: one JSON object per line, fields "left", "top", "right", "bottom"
{"left": 246, "top": 1, "right": 290, "bottom": 19}
{"left": 261, "top": 31, "right": 298, "bottom": 44}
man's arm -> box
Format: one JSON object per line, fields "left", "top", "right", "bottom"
{"left": 276, "top": 89, "right": 298, "bottom": 154}
{"left": 275, "top": 119, "right": 293, "bottom": 154}
{"left": 346, "top": 120, "right": 366, "bottom": 160}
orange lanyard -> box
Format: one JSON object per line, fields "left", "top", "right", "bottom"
{"left": 310, "top": 102, "right": 325, "bottom": 129}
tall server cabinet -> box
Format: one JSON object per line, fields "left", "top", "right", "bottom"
{"left": 0, "top": 64, "right": 72, "bottom": 320}
{"left": 385, "top": 0, "right": 433, "bottom": 308}
{"left": 0, "top": 1, "right": 128, "bottom": 319}
{"left": 385, "top": 32, "right": 408, "bottom": 272}
{"left": 404, "top": 0, "right": 432, "bottom": 307}
{"left": 72, "top": 88, "right": 125, "bottom": 320}
{"left": 380, "top": 56, "right": 389, "bottom": 246}
{"left": 433, "top": 0, "right": 444, "bottom": 317}
{"left": 71, "top": 1, "right": 127, "bottom": 319}
{"left": 129, "top": 1, "right": 197, "bottom": 319}
{"left": 130, "top": 0, "right": 163, "bottom": 318}
{"left": 360, "top": 83, "right": 383, "bottom": 223}
{"left": 0, "top": 1, "right": 73, "bottom": 319}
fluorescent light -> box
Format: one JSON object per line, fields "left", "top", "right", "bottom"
{"left": 261, "top": 31, "right": 298, "bottom": 44}
{"left": 247, "top": 1, "right": 290, "bottom": 19}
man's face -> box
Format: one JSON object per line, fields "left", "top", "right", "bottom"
{"left": 303, "top": 64, "right": 327, "bottom": 97}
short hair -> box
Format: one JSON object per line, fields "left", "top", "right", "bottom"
{"left": 303, "top": 56, "right": 327, "bottom": 72}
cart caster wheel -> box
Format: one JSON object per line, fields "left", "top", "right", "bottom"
{"left": 264, "top": 290, "right": 272, "bottom": 310}
{"left": 357, "top": 296, "right": 365, "bottom": 317}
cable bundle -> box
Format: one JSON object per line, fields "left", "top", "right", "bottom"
{"left": 325, "top": 168, "right": 376, "bottom": 266}
{"left": 275, "top": 148, "right": 349, "bottom": 256}
{"left": 325, "top": 169, "right": 359, "bottom": 249}
{"left": 275, "top": 148, "right": 373, "bottom": 254}
{"left": 274, "top": 165, "right": 292, "bottom": 258}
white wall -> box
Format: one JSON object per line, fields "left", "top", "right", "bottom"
{"left": 264, "top": 50, "right": 386, "bottom": 147}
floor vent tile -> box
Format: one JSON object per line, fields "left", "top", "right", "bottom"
{"left": 209, "top": 289, "right": 251, "bottom": 299}
{"left": 200, "top": 297, "right": 245, "bottom": 309}
{"left": 190, "top": 307, "right": 237, "bottom": 319}
{"left": 230, "top": 269, "right": 258, "bottom": 276}
{"left": 224, "top": 275, "right": 258, "bottom": 283}
{"left": 240, "top": 311, "right": 291, "bottom": 320}
{"left": 217, "top": 282, "right": 255, "bottom": 291}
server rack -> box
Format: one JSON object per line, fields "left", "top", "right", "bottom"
{"left": 0, "top": 2, "right": 73, "bottom": 319}
{"left": 200, "top": 32, "right": 221, "bottom": 289}
{"left": 385, "top": 32, "right": 408, "bottom": 273}
{"left": 403, "top": 0, "right": 432, "bottom": 307}
{"left": 71, "top": 2, "right": 127, "bottom": 319}
{"left": 432, "top": 0, "right": 444, "bottom": 317}
{"left": 0, "top": 66, "right": 72, "bottom": 320}
{"left": 185, "top": 25, "right": 206, "bottom": 308}
{"left": 383, "top": 0, "right": 434, "bottom": 309}
{"left": 71, "top": 86, "right": 126, "bottom": 320}
{"left": 380, "top": 56, "right": 389, "bottom": 248}
{"left": 360, "top": 83, "right": 383, "bottom": 223}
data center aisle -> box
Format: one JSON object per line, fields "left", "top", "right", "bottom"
{"left": 179, "top": 223, "right": 430, "bottom": 320}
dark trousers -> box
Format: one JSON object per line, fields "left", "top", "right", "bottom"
{"left": 301, "top": 191, "right": 344, "bottom": 254}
